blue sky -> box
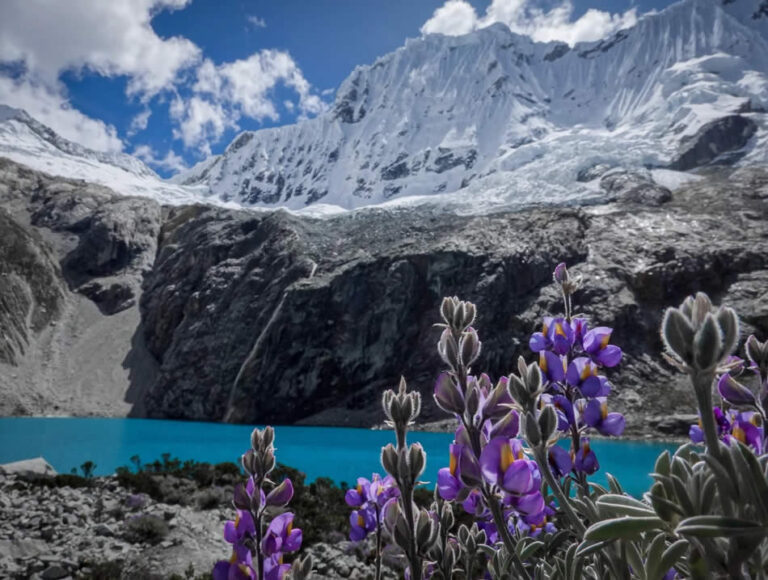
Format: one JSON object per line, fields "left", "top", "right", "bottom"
{"left": 0, "top": 0, "right": 677, "bottom": 176}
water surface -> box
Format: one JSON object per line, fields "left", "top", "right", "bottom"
{"left": 0, "top": 418, "right": 677, "bottom": 496}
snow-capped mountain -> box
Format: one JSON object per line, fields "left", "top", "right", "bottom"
{"left": 173, "top": 0, "right": 768, "bottom": 211}
{"left": 0, "top": 105, "right": 203, "bottom": 205}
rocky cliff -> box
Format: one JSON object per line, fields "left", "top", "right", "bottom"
{"left": 1, "top": 157, "right": 767, "bottom": 436}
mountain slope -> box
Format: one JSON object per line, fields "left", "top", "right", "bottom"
{"left": 0, "top": 105, "right": 205, "bottom": 205}
{"left": 174, "top": 0, "right": 768, "bottom": 211}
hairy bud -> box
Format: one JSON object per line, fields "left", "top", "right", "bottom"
{"left": 538, "top": 405, "right": 557, "bottom": 442}
{"left": 459, "top": 328, "right": 481, "bottom": 367}
{"left": 408, "top": 443, "right": 426, "bottom": 481}
{"left": 524, "top": 411, "right": 542, "bottom": 446}
{"left": 381, "top": 444, "right": 398, "bottom": 479}
{"left": 694, "top": 313, "right": 722, "bottom": 371}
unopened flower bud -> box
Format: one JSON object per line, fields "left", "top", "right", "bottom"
{"left": 694, "top": 313, "right": 722, "bottom": 371}
{"left": 465, "top": 383, "right": 480, "bottom": 418}
{"left": 440, "top": 297, "right": 456, "bottom": 326}
{"left": 553, "top": 262, "right": 568, "bottom": 284}
{"left": 381, "top": 444, "right": 398, "bottom": 478}
{"left": 661, "top": 308, "right": 695, "bottom": 364}
{"left": 408, "top": 443, "right": 426, "bottom": 481}
{"left": 438, "top": 328, "right": 460, "bottom": 369}
{"left": 434, "top": 373, "right": 464, "bottom": 415}
{"left": 459, "top": 327, "right": 481, "bottom": 367}
{"left": 538, "top": 405, "right": 557, "bottom": 441}
{"left": 524, "top": 411, "right": 542, "bottom": 446}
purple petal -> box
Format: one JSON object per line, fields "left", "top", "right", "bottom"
{"left": 437, "top": 467, "right": 460, "bottom": 500}
{"left": 595, "top": 345, "right": 622, "bottom": 367}
{"left": 479, "top": 437, "right": 506, "bottom": 485}
{"left": 212, "top": 562, "right": 231, "bottom": 580}
{"left": 583, "top": 327, "right": 612, "bottom": 355}
{"left": 223, "top": 521, "right": 238, "bottom": 544}
{"left": 582, "top": 399, "right": 602, "bottom": 428}
{"left": 284, "top": 528, "right": 302, "bottom": 552}
{"left": 529, "top": 332, "right": 549, "bottom": 353}
{"left": 513, "top": 490, "right": 545, "bottom": 517}
{"left": 600, "top": 413, "right": 626, "bottom": 436}
{"left": 541, "top": 350, "right": 566, "bottom": 383}
{"left": 434, "top": 372, "right": 464, "bottom": 414}
{"left": 266, "top": 478, "right": 294, "bottom": 507}
{"left": 548, "top": 445, "right": 572, "bottom": 477}
{"left": 717, "top": 374, "right": 756, "bottom": 406}
{"left": 502, "top": 461, "right": 533, "bottom": 494}
{"left": 580, "top": 375, "right": 603, "bottom": 397}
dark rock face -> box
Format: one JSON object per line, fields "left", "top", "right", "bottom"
{"left": 669, "top": 115, "right": 757, "bottom": 171}
{"left": 3, "top": 157, "right": 768, "bottom": 438}
{"left": 139, "top": 168, "right": 768, "bottom": 433}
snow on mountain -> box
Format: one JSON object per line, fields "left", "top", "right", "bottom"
{"left": 0, "top": 105, "right": 207, "bottom": 206}
{"left": 173, "top": 0, "right": 768, "bottom": 212}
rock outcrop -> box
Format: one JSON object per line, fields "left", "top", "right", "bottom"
{"left": 0, "top": 159, "right": 160, "bottom": 417}
{"left": 669, "top": 115, "right": 758, "bottom": 171}
{"left": 140, "top": 167, "right": 768, "bottom": 435}
{"left": 2, "top": 157, "right": 768, "bottom": 437}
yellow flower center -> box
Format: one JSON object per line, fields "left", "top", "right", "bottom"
{"left": 732, "top": 426, "right": 747, "bottom": 443}
{"left": 449, "top": 452, "right": 457, "bottom": 476}
{"left": 555, "top": 323, "right": 567, "bottom": 338}
{"left": 601, "top": 401, "right": 608, "bottom": 420}
{"left": 539, "top": 352, "right": 548, "bottom": 373}
{"left": 500, "top": 443, "right": 515, "bottom": 472}
{"left": 600, "top": 333, "right": 611, "bottom": 349}
{"left": 357, "top": 513, "right": 365, "bottom": 527}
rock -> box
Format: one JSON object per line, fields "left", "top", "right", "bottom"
{"left": 647, "top": 414, "right": 699, "bottom": 436}
{"left": 41, "top": 564, "right": 69, "bottom": 579}
{"left": 669, "top": 115, "right": 757, "bottom": 171}
{"left": 0, "top": 458, "right": 56, "bottom": 477}
{"left": 599, "top": 170, "right": 672, "bottom": 205}
{"left": 92, "top": 523, "right": 114, "bottom": 537}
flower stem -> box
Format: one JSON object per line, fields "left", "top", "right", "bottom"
{"left": 483, "top": 488, "right": 530, "bottom": 579}
{"left": 374, "top": 509, "right": 382, "bottom": 580}
{"left": 532, "top": 446, "right": 586, "bottom": 535}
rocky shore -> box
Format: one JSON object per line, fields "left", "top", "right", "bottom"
{"left": 0, "top": 466, "right": 391, "bottom": 580}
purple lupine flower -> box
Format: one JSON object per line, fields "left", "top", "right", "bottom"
{"left": 344, "top": 477, "right": 372, "bottom": 507}
{"left": 550, "top": 394, "right": 575, "bottom": 430}
{"left": 717, "top": 373, "right": 756, "bottom": 406}
{"left": 261, "top": 513, "right": 302, "bottom": 557}
{"left": 437, "top": 444, "right": 463, "bottom": 500}
{"left": 571, "top": 318, "right": 589, "bottom": 347}
{"left": 582, "top": 398, "right": 625, "bottom": 436}
{"left": 689, "top": 423, "right": 704, "bottom": 444}
{"left": 529, "top": 317, "right": 554, "bottom": 353}
{"left": 264, "top": 555, "right": 291, "bottom": 580}
{"left": 368, "top": 473, "right": 399, "bottom": 506}
{"left": 548, "top": 445, "right": 573, "bottom": 477}
{"left": 488, "top": 410, "right": 520, "bottom": 439}
{"left": 539, "top": 350, "right": 566, "bottom": 383}
{"left": 573, "top": 438, "right": 599, "bottom": 474}
{"left": 349, "top": 506, "right": 376, "bottom": 541}
{"left": 481, "top": 377, "right": 514, "bottom": 421}
{"left": 727, "top": 411, "right": 764, "bottom": 453}
{"left": 566, "top": 357, "right": 610, "bottom": 397}
{"left": 462, "top": 488, "right": 484, "bottom": 516}
{"left": 479, "top": 437, "right": 540, "bottom": 495}
{"left": 213, "top": 546, "right": 255, "bottom": 580}
{"left": 582, "top": 327, "right": 622, "bottom": 367}
{"left": 547, "top": 317, "right": 576, "bottom": 355}
{"left": 508, "top": 489, "right": 545, "bottom": 518}
{"left": 224, "top": 510, "right": 256, "bottom": 545}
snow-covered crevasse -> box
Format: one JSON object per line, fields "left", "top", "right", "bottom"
{"left": 173, "top": 0, "right": 768, "bottom": 211}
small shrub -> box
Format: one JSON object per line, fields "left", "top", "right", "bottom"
{"left": 123, "top": 514, "right": 169, "bottom": 545}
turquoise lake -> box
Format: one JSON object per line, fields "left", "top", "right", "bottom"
{"left": 0, "top": 418, "right": 678, "bottom": 497}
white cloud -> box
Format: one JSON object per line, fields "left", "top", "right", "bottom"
{"left": 421, "top": 0, "right": 479, "bottom": 36}
{"left": 421, "top": 0, "right": 638, "bottom": 46}
{"left": 247, "top": 15, "right": 267, "bottom": 28}
{"left": 0, "top": 76, "right": 123, "bottom": 152}
{"left": 133, "top": 143, "right": 187, "bottom": 172}
{"left": 0, "top": 0, "right": 201, "bottom": 98}
{"left": 128, "top": 108, "right": 152, "bottom": 136}
{"left": 174, "top": 51, "right": 326, "bottom": 152}
{"left": 170, "top": 95, "right": 237, "bottom": 155}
